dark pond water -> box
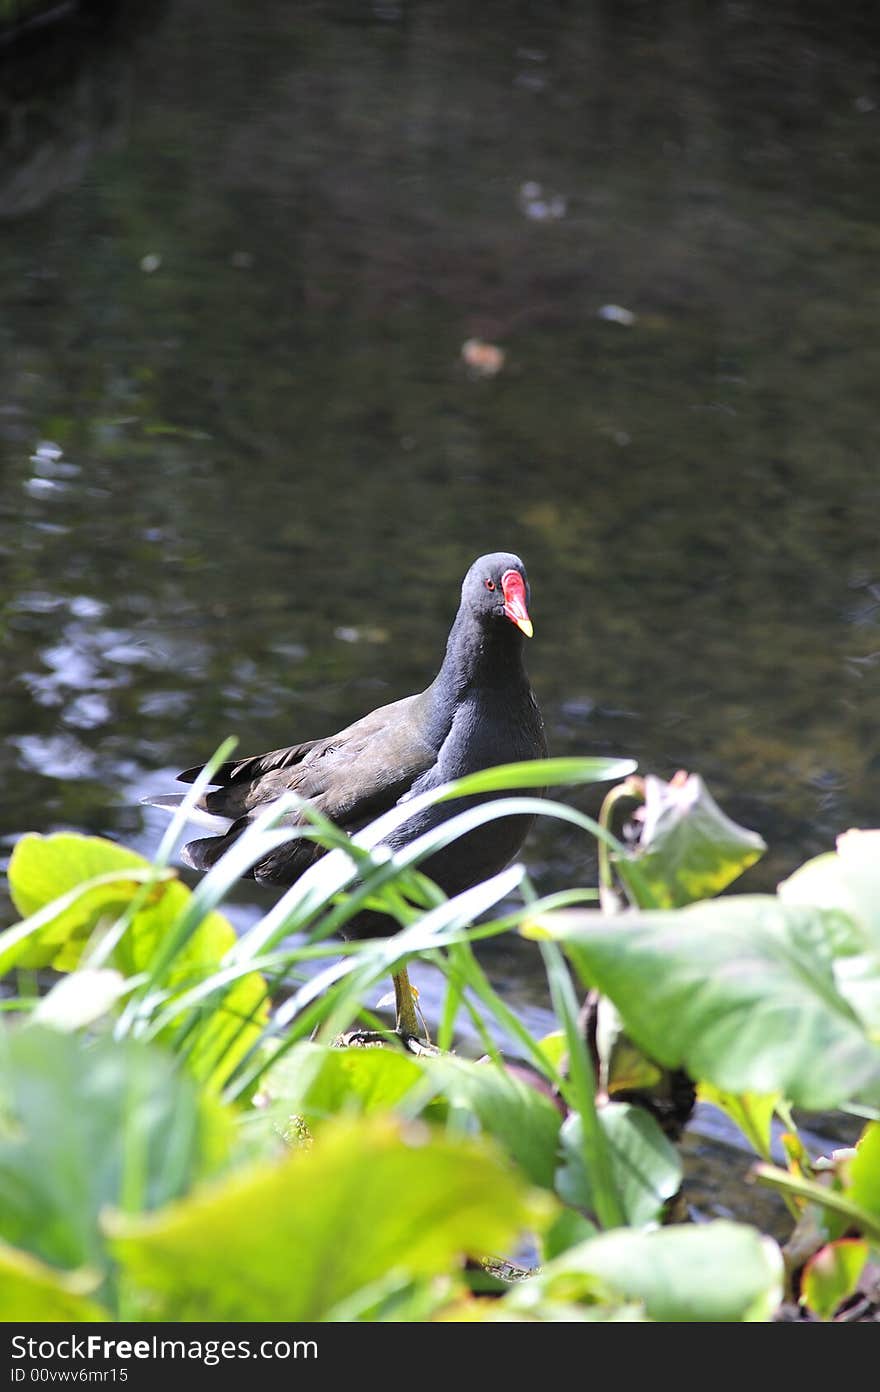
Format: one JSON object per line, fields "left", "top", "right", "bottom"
{"left": 1, "top": 0, "right": 879, "bottom": 1068}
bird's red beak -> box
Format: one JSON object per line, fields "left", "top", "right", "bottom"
{"left": 501, "top": 569, "right": 534, "bottom": 638}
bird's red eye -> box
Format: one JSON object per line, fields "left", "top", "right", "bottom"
{"left": 485, "top": 578, "right": 496, "bottom": 591}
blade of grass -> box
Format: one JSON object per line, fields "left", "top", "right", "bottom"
{"left": 312, "top": 865, "right": 528, "bottom": 1045}
{"left": 154, "top": 738, "right": 240, "bottom": 869}
{"left": 541, "top": 939, "right": 625, "bottom": 1229}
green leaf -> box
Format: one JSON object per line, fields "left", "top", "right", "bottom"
{"left": 832, "top": 954, "right": 880, "bottom": 1038}
{"left": 698, "top": 1085, "right": 781, "bottom": 1161}
{"left": 259, "top": 1042, "right": 427, "bottom": 1125}
{"left": 506, "top": 1222, "right": 784, "bottom": 1322}
{"left": 595, "top": 997, "right": 663, "bottom": 1094}
{"left": 259, "top": 1046, "right": 563, "bottom": 1190}
{"left": 0, "top": 1027, "right": 232, "bottom": 1274}
{"left": 6, "top": 833, "right": 268, "bottom": 1089}
{"left": 116, "top": 879, "right": 269, "bottom": 1089}
{"left": 613, "top": 774, "right": 766, "bottom": 909}
{"left": 0, "top": 1243, "right": 108, "bottom": 1322}
{"left": 537, "top": 1030, "right": 567, "bottom": 1071}
{"left": 556, "top": 1103, "right": 682, "bottom": 1226}
{"left": 801, "top": 1240, "right": 868, "bottom": 1320}
{"left": 4, "top": 831, "right": 166, "bottom": 973}
{"left": 109, "top": 1116, "right": 554, "bottom": 1321}
{"left": 9, "top": 833, "right": 149, "bottom": 927}
{"left": 781, "top": 830, "right": 880, "bottom": 954}
{"left": 780, "top": 831, "right": 880, "bottom": 1031}
{"left": 531, "top": 898, "right": 880, "bottom": 1109}
{"left": 848, "top": 1121, "right": 880, "bottom": 1219}
{"left": 542, "top": 1209, "right": 598, "bottom": 1261}
{"left": 420, "top": 1055, "right": 563, "bottom": 1189}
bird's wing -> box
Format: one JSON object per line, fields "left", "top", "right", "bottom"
{"left": 176, "top": 738, "right": 322, "bottom": 788}
{"left": 183, "top": 690, "right": 441, "bottom": 830}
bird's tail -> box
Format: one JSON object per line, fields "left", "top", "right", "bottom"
{"left": 140, "top": 794, "right": 234, "bottom": 836}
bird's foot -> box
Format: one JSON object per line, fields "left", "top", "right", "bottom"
{"left": 334, "top": 1028, "right": 442, "bottom": 1056}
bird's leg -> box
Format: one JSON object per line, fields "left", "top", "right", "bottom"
{"left": 393, "top": 965, "right": 422, "bottom": 1039}
{"left": 334, "top": 966, "right": 440, "bottom": 1054}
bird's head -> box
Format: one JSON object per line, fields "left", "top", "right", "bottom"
{"left": 461, "top": 552, "right": 534, "bottom": 638}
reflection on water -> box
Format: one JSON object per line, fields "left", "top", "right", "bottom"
{"left": 1, "top": 2, "right": 879, "bottom": 928}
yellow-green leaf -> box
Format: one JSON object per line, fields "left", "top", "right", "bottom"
{"left": 801, "top": 1239, "right": 868, "bottom": 1321}
{"left": 110, "top": 1116, "right": 554, "bottom": 1322}
{"left": 0, "top": 1243, "right": 108, "bottom": 1322}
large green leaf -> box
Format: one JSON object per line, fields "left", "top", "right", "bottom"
{"left": 528, "top": 898, "right": 880, "bottom": 1108}
{"left": 6, "top": 833, "right": 268, "bottom": 1088}
{"left": 259, "top": 1042, "right": 427, "bottom": 1127}
{"left": 780, "top": 830, "right": 880, "bottom": 1032}
{"left": 115, "top": 878, "right": 269, "bottom": 1088}
{"left": 780, "top": 830, "right": 880, "bottom": 953}
{"left": 420, "top": 1055, "right": 563, "bottom": 1189}
{"left": 0, "top": 1027, "right": 231, "bottom": 1274}
{"left": 556, "top": 1103, "right": 682, "bottom": 1226}
{"left": 9, "top": 833, "right": 145, "bottom": 923}
{"left": 613, "top": 774, "right": 766, "bottom": 909}
{"left": 247, "top": 1045, "right": 563, "bottom": 1190}
{"left": 4, "top": 833, "right": 164, "bottom": 973}
{"left": 0, "top": 1243, "right": 108, "bottom": 1322}
{"left": 110, "top": 1116, "right": 553, "bottom": 1321}
{"left": 504, "top": 1222, "right": 783, "bottom": 1322}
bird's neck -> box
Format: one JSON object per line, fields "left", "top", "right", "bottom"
{"left": 431, "top": 612, "right": 528, "bottom": 714}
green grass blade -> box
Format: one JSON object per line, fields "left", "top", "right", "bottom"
{"left": 154, "top": 738, "right": 240, "bottom": 869}
{"left": 541, "top": 940, "right": 625, "bottom": 1229}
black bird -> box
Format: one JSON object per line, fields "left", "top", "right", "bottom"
{"left": 146, "top": 552, "right": 547, "bottom": 1037}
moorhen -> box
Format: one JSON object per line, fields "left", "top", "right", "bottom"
{"left": 146, "top": 552, "right": 547, "bottom": 1037}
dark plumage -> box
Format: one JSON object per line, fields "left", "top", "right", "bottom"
{"left": 146, "top": 552, "right": 547, "bottom": 1034}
